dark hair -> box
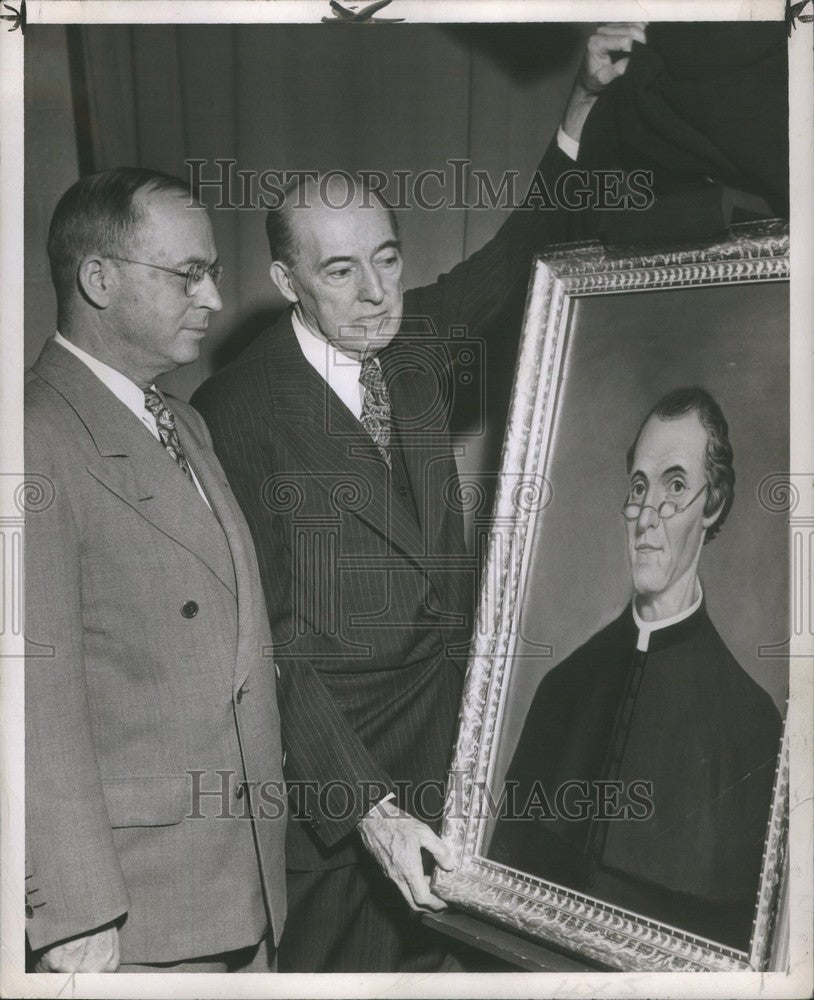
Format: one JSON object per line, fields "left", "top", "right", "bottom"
{"left": 626, "top": 386, "right": 735, "bottom": 543}
{"left": 47, "top": 166, "right": 193, "bottom": 301}
{"left": 265, "top": 173, "right": 400, "bottom": 266}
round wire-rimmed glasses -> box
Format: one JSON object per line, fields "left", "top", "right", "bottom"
{"left": 621, "top": 483, "right": 707, "bottom": 522}
{"left": 106, "top": 255, "right": 224, "bottom": 297}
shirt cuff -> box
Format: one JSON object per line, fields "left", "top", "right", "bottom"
{"left": 557, "top": 125, "right": 580, "bottom": 163}
{"left": 364, "top": 792, "right": 396, "bottom": 818}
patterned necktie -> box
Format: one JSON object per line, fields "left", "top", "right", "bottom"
{"left": 143, "top": 387, "right": 193, "bottom": 481}
{"left": 359, "top": 356, "right": 392, "bottom": 467}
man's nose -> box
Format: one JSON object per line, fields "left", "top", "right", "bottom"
{"left": 197, "top": 273, "right": 223, "bottom": 312}
{"left": 636, "top": 501, "right": 660, "bottom": 533}
{"left": 357, "top": 265, "right": 385, "bottom": 304}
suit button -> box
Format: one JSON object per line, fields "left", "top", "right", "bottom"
{"left": 398, "top": 487, "right": 409, "bottom": 498}
{"left": 25, "top": 904, "right": 33, "bottom": 918}
{"left": 181, "top": 600, "right": 199, "bottom": 619}
{"left": 236, "top": 781, "right": 245, "bottom": 799}
{"left": 310, "top": 817, "right": 321, "bottom": 830}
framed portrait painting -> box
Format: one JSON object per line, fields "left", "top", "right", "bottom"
{"left": 433, "top": 219, "right": 790, "bottom": 973}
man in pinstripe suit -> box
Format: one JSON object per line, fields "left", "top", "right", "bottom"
{"left": 192, "top": 25, "right": 646, "bottom": 971}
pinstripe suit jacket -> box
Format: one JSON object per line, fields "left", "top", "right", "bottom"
{"left": 24, "top": 339, "right": 286, "bottom": 962}
{"left": 193, "top": 137, "right": 575, "bottom": 871}
{"left": 194, "top": 314, "right": 471, "bottom": 871}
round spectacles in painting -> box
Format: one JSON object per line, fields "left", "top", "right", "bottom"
{"left": 106, "top": 256, "right": 224, "bottom": 297}
{"left": 621, "top": 483, "right": 707, "bottom": 522}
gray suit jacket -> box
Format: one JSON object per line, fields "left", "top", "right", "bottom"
{"left": 24, "top": 338, "right": 286, "bottom": 963}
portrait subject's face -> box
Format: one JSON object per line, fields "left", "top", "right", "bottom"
{"left": 625, "top": 412, "right": 719, "bottom": 607}
{"left": 278, "top": 188, "right": 403, "bottom": 358}
{"left": 110, "top": 189, "right": 222, "bottom": 384}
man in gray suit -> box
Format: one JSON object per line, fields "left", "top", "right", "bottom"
{"left": 24, "top": 168, "right": 286, "bottom": 972}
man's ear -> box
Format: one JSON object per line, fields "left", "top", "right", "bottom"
{"left": 78, "top": 255, "right": 113, "bottom": 309}
{"left": 269, "top": 260, "right": 299, "bottom": 305}
{"left": 701, "top": 500, "right": 724, "bottom": 535}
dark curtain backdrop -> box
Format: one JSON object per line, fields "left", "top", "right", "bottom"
{"left": 25, "top": 24, "right": 589, "bottom": 517}
{"left": 27, "top": 23, "right": 588, "bottom": 400}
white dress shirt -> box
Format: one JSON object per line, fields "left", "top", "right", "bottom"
{"left": 632, "top": 585, "right": 704, "bottom": 652}
{"left": 291, "top": 312, "right": 385, "bottom": 422}
{"left": 556, "top": 126, "right": 580, "bottom": 162}
{"left": 53, "top": 332, "right": 211, "bottom": 507}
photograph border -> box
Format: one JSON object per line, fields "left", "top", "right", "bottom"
{"left": 2, "top": 3, "right": 811, "bottom": 997}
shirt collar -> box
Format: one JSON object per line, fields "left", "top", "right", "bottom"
{"left": 52, "top": 333, "right": 213, "bottom": 509}
{"left": 632, "top": 585, "right": 704, "bottom": 652}
{"left": 54, "top": 331, "right": 154, "bottom": 422}
{"left": 290, "top": 311, "right": 370, "bottom": 420}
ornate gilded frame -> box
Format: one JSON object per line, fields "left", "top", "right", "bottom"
{"left": 432, "top": 219, "right": 790, "bottom": 972}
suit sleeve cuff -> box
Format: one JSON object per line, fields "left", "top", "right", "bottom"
{"left": 294, "top": 775, "right": 395, "bottom": 847}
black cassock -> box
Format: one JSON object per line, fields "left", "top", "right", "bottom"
{"left": 489, "top": 601, "right": 782, "bottom": 952}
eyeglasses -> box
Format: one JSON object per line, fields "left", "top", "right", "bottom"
{"left": 106, "top": 256, "right": 224, "bottom": 297}
{"left": 621, "top": 483, "right": 707, "bottom": 522}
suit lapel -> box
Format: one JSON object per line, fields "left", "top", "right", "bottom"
{"left": 382, "top": 335, "right": 459, "bottom": 552}
{"left": 175, "top": 414, "right": 263, "bottom": 694}
{"left": 382, "top": 333, "right": 471, "bottom": 641}
{"left": 262, "top": 317, "right": 426, "bottom": 563}
{"left": 33, "top": 339, "right": 236, "bottom": 596}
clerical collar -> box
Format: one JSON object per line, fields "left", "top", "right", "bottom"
{"left": 632, "top": 586, "right": 704, "bottom": 652}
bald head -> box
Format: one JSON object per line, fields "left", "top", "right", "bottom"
{"left": 267, "top": 174, "right": 404, "bottom": 359}
{"left": 266, "top": 173, "right": 400, "bottom": 267}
